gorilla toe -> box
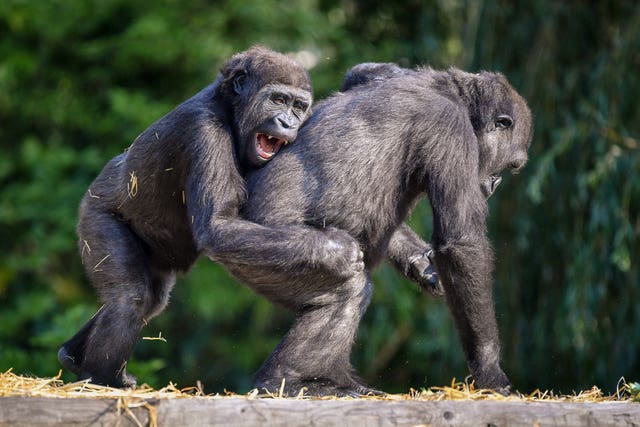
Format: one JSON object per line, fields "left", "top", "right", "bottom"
{"left": 256, "top": 376, "right": 383, "bottom": 398}
{"left": 57, "top": 345, "right": 82, "bottom": 375}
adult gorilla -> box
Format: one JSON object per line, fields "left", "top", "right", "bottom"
{"left": 228, "top": 65, "right": 533, "bottom": 396}
{"left": 58, "top": 47, "right": 365, "bottom": 388}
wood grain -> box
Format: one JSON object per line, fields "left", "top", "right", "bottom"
{"left": 1, "top": 396, "right": 638, "bottom": 426}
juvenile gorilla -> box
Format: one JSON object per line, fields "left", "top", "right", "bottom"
{"left": 58, "top": 47, "right": 363, "bottom": 387}
{"left": 226, "top": 65, "right": 533, "bottom": 396}
{"left": 339, "top": 62, "right": 510, "bottom": 295}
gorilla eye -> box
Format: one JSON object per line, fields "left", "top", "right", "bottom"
{"left": 293, "top": 100, "right": 308, "bottom": 112}
{"left": 495, "top": 115, "right": 514, "bottom": 129}
{"left": 272, "top": 94, "right": 287, "bottom": 105}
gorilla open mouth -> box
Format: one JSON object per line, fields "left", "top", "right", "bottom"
{"left": 255, "top": 133, "right": 288, "bottom": 160}
{"left": 489, "top": 175, "right": 503, "bottom": 193}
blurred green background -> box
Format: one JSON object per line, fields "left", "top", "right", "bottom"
{"left": 0, "top": 0, "right": 638, "bottom": 395}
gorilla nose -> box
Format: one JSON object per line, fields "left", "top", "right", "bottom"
{"left": 509, "top": 158, "right": 527, "bottom": 173}
{"left": 277, "top": 116, "right": 296, "bottom": 130}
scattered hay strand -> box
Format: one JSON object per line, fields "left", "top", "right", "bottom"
{"left": 81, "top": 240, "right": 91, "bottom": 257}
{"left": 127, "top": 171, "right": 138, "bottom": 199}
{"left": 93, "top": 254, "right": 110, "bottom": 272}
{"left": 142, "top": 332, "right": 167, "bottom": 342}
{"left": 117, "top": 170, "right": 139, "bottom": 209}
{"left": 0, "top": 369, "right": 634, "bottom": 403}
{"left": 0, "top": 369, "right": 203, "bottom": 400}
{"left": 2, "top": 370, "right": 635, "bottom": 427}
{"left": 414, "top": 377, "right": 618, "bottom": 403}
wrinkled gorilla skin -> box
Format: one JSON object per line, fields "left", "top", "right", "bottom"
{"left": 229, "top": 66, "right": 532, "bottom": 396}
{"left": 58, "top": 47, "right": 365, "bottom": 388}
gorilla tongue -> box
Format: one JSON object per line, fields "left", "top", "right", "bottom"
{"left": 256, "top": 133, "right": 286, "bottom": 159}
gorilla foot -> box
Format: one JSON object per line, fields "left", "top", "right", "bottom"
{"left": 256, "top": 376, "right": 384, "bottom": 398}
{"left": 116, "top": 370, "right": 138, "bottom": 389}
{"left": 495, "top": 384, "right": 515, "bottom": 396}
{"left": 59, "top": 345, "right": 137, "bottom": 388}
{"left": 473, "top": 366, "right": 513, "bottom": 396}
{"left": 79, "top": 369, "right": 138, "bottom": 389}
{"left": 342, "top": 381, "right": 385, "bottom": 397}
{"left": 57, "top": 345, "right": 81, "bottom": 375}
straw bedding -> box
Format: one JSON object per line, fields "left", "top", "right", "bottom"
{"left": 1, "top": 368, "right": 636, "bottom": 402}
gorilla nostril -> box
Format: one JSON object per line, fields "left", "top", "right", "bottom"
{"left": 510, "top": 159, "right": 527, "bottom": 173}
{"left": 278, "top": 117, "right": 293, "bottom": 129}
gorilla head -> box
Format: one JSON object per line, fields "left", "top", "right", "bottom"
{"left": 220, "top": 47, "right": 313, "bottom": 168}
{"left": 446, "top": 70, "right": 532, "bottom": 197}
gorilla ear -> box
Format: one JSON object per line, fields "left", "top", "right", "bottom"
{"left": 232, "top": 72, "right": 247, "bottom": 95}
{"left": 495, "top": 114, "right": 513, "bottom": 129}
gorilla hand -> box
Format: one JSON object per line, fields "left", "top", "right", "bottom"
{"left": 316, "top": 228, "right": 365, "bottom": 279}
{"left": 409, "top": 249, "right": 444, "bottom": 297}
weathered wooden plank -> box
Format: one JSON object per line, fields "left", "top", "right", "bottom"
{"left": 1, "top": 397, "right": 639, "bottom": 427}
{"left": 0, "top": 397, "right": 149, "bottom": 426}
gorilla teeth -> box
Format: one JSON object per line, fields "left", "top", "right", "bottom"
{"left": 255, "top": 133, "right": 289, "bottom": 160}
{"left": 267, "top": 135, "right": 288, "bottom": 145}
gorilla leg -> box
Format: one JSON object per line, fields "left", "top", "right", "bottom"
{"left": 59, "top": 207, "right": 175, "bottom": 387}
{"left": 238, "top": 269, "right": 377, "bottom": 397}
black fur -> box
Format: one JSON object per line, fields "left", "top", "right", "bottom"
{"left": 229, "top": 65, "right": 533, "bottom": 396}
{"left": 57, "top": 47, "right": 366, "bottom": 388}
{"left": 340, "top": 62, "right": 410, "bottom": 91}
{"left": 341, "top": 63, "right": 443, "bottom": 296}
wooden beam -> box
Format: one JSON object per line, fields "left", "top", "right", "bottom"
{"left": 1, "top": 396, "right": 639, "bottom": 426}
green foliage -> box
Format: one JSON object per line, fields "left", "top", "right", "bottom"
{"left": 0, "top": 0, "right": 638, "bottom": 394}
{"left": 475, "top": 1, "right": 640, "bottom": 393}
{"left": 629, "top": 382, "right": 640, "bottom": 401}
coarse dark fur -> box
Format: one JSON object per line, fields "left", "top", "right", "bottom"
{"left": 340, "top": 62, "right": 511, "bottom": 297}
{"left": 225, "top": 65, "right": 533, "bottom": 396}
{"left": 340, "top": 62, "right": 410, "bottom": 91}
{"left": 57, "top": 47, "right": 365, "bottom": 388}
{"left": 340, "top": 62, "right": 443, "bottom": 296}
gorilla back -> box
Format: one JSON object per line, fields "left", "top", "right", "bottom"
{"left": 238, "top": 67, "right": 532, "bottom": 396}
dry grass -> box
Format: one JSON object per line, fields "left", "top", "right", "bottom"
{"left": 0, "top": 369, "right": 202, "bottom": 400}
{"left": 2, "top": 370, "right": 635, "bottom": 427}
{"left": 0, "top": 369, "right": 634, "bottom": 403}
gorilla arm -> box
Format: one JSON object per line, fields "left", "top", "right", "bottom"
{"left": 205, "top": 218, "right": 364, "bottom": 280}
{"left": 426, "top": 112, "right": 511, "bottom": 393}
{"left": 183, "top": 128, "right": 363, "bottom": 280}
